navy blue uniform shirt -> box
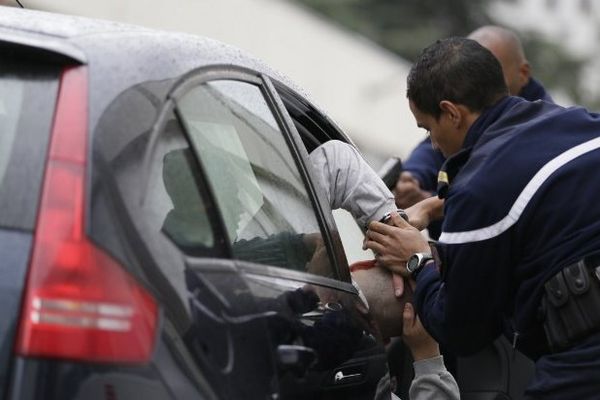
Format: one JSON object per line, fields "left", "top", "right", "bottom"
{"left": 415, "top": 96, "right": 600, "bottom": 398}
{"left": 402, "top": 78, "right": 553, "bottom": 240}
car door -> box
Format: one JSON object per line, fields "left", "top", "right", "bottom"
{"left": 89, "top": 66, "right": 389, "bottom": 400}
{"left": 168, "top": 68, "right": 390, "bottom": 400}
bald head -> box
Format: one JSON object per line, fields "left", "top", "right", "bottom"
{"left": 352, "top": 266, "right": 413, "bottom": 339}
{"left": 468, "top": 25, "right": 530, "bottom": 96}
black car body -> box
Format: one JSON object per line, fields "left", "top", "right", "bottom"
{"left": 0, "top": 6, "right": 392, "bottom": 400}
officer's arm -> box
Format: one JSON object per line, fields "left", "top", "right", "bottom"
{"left": 414, "top": 193, "right": 512, "bottom": 356}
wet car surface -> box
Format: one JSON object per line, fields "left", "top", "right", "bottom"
{"left": 0, "top": 7, "right": 389, "bottom": 400}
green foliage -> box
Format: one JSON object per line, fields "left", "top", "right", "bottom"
{"left": 294, "top": 0, "right": 595, "bottom": 108}
{"left": 521, "top": 33, "right": 596, "bottom": 108}
{"left": 520, "top": 32, "right": 585, "bottom": 101}
{"left": 296, "top": 0, "right": 492, "bottom": 61}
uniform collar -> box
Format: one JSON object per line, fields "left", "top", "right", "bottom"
{"left": 519, "top": 77, "right": 553, "bottom": 103}
{"left": 437, "top": 96, "right": 523, "bottom": 198}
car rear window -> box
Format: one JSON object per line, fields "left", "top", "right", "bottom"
{"left": 0, "top": 58, "right": 60, "bottom": 230}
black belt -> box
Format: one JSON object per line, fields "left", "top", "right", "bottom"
{"left": 541, "top": 254, "right": 600, "bottom": 352}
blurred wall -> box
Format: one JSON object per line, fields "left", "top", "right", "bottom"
{"left": 22, "top": 0, "right": 425, "bottom": 166}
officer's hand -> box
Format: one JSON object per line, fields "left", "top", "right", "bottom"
{"left": 364, "top": 212, "right": 429, "bottom": 277}
{"left": 405, "top": 196, "right": 445, "bottom": 231}
{"left": 363, "top": 212, "right": 407, "bottom": 298}
{"left": 394, "top": 172, "right": 431, "bottom": 209}
{"left": 391, "top": 272, "right": 404, "bottom": 298}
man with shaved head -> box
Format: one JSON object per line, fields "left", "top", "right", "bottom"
{"left": 394, "top": 25, "right": 553, "bottom": 237}
{"left": 469, "top": 25, "right": 552, "bottom": 102}
{"left": 352, "top": 264, "right": 459, "bottom": 400}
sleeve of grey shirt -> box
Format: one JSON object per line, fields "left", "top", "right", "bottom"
{"left": 308, "top": 140, "right": 396, "bottom": 228}
{"left": 409, "top": 356, "right": 460, "bottom": 400}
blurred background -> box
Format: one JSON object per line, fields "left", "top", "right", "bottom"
{"left": 3, "top": 0, "right": 599, "bottom": 167}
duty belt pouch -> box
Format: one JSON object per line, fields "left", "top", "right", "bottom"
{"left": 541, "top": 259, "right": 600, "bottom": 351}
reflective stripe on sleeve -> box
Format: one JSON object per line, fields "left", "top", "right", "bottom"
{"left": 440, "top": 136, "right": 600, "bottom": 244}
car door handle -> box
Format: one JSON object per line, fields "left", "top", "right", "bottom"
{"left": 334, "top": 370, "right": 363, "bottom": 383}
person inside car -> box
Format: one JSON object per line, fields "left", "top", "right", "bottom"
{"left": 308, "top": 140, "right": 458, "bottom": 400}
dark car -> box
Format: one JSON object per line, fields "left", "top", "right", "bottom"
{"left": 0, "top": 7, "right": 535, "bottom": 400}
{"left": 0, "top": 6, "right": 390, "bottom": 400}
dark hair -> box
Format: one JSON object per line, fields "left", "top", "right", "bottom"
{"left": 407, "top": 37, "right": 508, "bottom": 119}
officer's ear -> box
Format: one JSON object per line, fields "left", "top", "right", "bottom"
{"left": 518, "top": 61, "right": 531, "bottom": 89}
{"left": 439, "top": 100, "right": 462, "bottom": 128}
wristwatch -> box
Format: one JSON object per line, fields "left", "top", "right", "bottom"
{"left": 406, "top": 252, "right": 433, "bottom": 279}
{"left": 379, "top": 209, "right": 409, "bottom": 224}
{"left": 367, "top": 209, "right": 409, "bottom": 229}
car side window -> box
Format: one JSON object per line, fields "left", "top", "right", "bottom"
{"left": 277, "top": 88, "right": 376, "bottom": 265}
{"left": 175, "top": 79, "right": 333, "bottom": 277}
{"left": 146, "top": 117, "right": 216, "bottom": 255}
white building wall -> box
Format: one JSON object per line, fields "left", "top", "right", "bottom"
{"left": 22, "top": 0, "right": 424, "bottom": 165}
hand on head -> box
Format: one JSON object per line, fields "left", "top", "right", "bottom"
{"left": 363, "top": 211, "right": 430, "bottom": 278}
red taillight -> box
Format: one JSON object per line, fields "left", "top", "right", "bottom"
{"left": 15, "top": 66, "right": 158, "bottom": 364}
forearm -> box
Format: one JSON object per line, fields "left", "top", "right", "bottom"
{"left": 414, "top": 242, "right": 507, "bottom": 355}
{"left": 309, "top": 140, "right": 395, "bottom": 226}
{"left": 413, "top": 264, "right": 448, "bottom": 346}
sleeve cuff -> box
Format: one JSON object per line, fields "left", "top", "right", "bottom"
{"left": 413, "top": 355, "right": 446, "bottom": 376}
{"left": 415, "top": 260, "right": 438, "bottom": 283}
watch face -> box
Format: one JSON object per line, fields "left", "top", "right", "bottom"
{"left": 407, "top": 254, "right": 420, "bottom": 272}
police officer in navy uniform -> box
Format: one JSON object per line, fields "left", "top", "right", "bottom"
{"left": 366, "top": 37, "right": 600, "bottom": 398}
{"left": 395, "top": 25, "right": 553, "bottom": 240}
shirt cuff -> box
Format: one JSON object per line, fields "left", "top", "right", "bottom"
{"left": 413, "top": 355, "right": 446, "bottom": 377}
{"left": 415, "top": 260, "right": 438, "bottom": 283}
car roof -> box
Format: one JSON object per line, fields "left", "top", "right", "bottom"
{"left": 0, "top": 6, "right": 278, "bottom": 71}
{"left": 0, "top": 6, "right": 316, "bottom": 131}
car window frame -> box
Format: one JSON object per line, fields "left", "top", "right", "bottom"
{"left": 273, "top": 81, "right": 361, "bottom": 281}
{"left": 141, "top": 65, "right": 356, "bottom": 293}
